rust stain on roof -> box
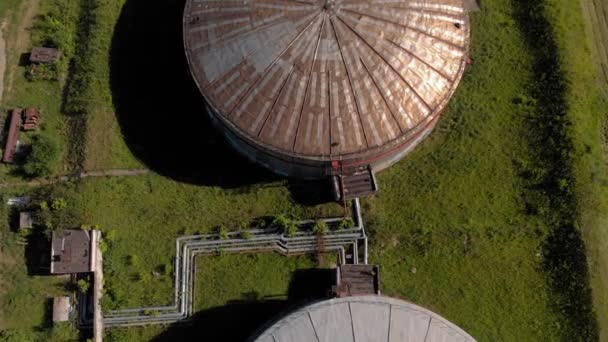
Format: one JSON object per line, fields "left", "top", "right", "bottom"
{"left": 184, "top": 0, "right": 470, "bottom": 161}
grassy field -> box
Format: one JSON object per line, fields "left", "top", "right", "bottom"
{"left": 0, "top": 187, "right": 80, "bottom": 340}
{"left": 0, "top": 0, "right": 21, "bottom": 20}
{"left": 104, "top": 253, "right": 326, "bottom": 341}
{"left": 1, "top": 0, "right": 606, "bottom": 341}
{"left": 554, "top": 0, "right": 608, "bottom": 339}
{"left": 0, "top": 0, "right": 83, "bottom": 181}
{"left": 36, "top": 175, "right": 342, "bottom": 311}
{"left": 581, "top": 0, "right": 608, "bottom": 97}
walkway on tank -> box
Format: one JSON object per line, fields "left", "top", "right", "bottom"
{"left": 78, "top": 199, "right": 368, "bottom": 328}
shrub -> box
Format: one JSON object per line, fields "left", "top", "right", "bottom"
{"left": 240, "top": 230, "right": 252, "bottom": 240}
{"left": 39, "top": 201, "right": 49, "bottom": 211}
{"left": 98, "top": 240, "right": 108, "bottom": 253}
{"left": 0, "top": 329, "right": 35, "bottom": 342}
{"left": 23, "top": 134, "right": 60, "bottom": 178}
{"left": 142, "top": 309, "right": 160, "bottom": 317}
{"left": 125, "top": 254, "right": 139, "bottom": 267}
{"left": 218, "top": 225, "right": 229, "bottom": 240}
{"left": 51, "top": 198, "right": 67, "bottom": 211}
{"left": 17, "top": 228, "right": 32, "bottom": 238}
{"left": 77, "top": 278, "right": 90, "bottom": 293}
{"left": 312, "top": 220, "right": 329, "bottom": 235}
{"left": 251, "top": 217, "right": 268, "bottom": 229}
{"left": 338, "top": 218, "right": 355, "bottom": 230}
{"left": 238, "top": 220, "right": 250, "bottom": 230}
{"left": 25, "top": 63, "right": 59, "bottom": 81}
{"left": 131, "top": 272, "right": 149, "bottom": 282}
{"left": 104, "top": 229, "right": 117, "bottom": 243}
{"left": 272, "top": 215, "right": 299, "bottom": 237}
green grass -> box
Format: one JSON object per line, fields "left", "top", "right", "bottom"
{"left": 362, "top": 0, "right": 565, "bottom": 339}
{"left": 61, "top": 0, "right": 140, "bottom": 170}
{"left": 0, "top": 0, "right": 83, "bottom": 180}
{"left": 34, "top": 175, "right": 342, "bottom": 310}
{"left": 0, "top": 0, "right": 20, "bottom": 20}
{"left": 0, "top": 189, "right": 79, "bottom": 340}
{"left": 105, "top": 253, "right": 327, "bottom": 341}
{"left": 545, "top": 0, "right": 608, "bottom": 339}
{"left": 193, "top": 253, "right": 321, "bottom": 311}
{"left": 1, "top": 0, "right": 606, "bottom": 340}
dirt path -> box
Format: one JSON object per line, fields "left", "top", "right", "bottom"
{"left": 0, "top": 20, "right": 6, "bottom": 104}
{"left": 581, "top": 0, "right": 608, "bottom": 97}
{"left": 4, "top": 0, "right": 40, "bottom": 98}
{"left": 0, "top": 169, "right": 150, "bottom": 189}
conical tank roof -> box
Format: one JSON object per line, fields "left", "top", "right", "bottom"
{"left": 184, "top": 0, "right": 470, "bottom": 169}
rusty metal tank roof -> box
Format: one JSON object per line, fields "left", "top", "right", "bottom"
{"left": 184, "top": 0, "right": 470, "bottom": 162}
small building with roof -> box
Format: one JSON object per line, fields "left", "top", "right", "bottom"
{"left": 19, "top": 211, "right": 35, "bottom": 230}
{"left": 50, "top": 230, "right": 94, "bottom": 274}
{"left": 2, "top": 108, "right": 22, "bottom": 163}
{"left": 30, "top": 47, "right": 60, "bottom": 64}
{"left": 22, "top": 107, "right": 41, "bottom": 131}
{"left": 52, "top": 296, "right": 71, "bottom": 322}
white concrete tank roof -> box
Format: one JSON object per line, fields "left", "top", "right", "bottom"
{"left": 252, "top": 295, "right": 476, "bottom": 342}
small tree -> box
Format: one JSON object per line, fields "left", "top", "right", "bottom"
{"left": 240, "top": 230, "right": 252, "bottom": 240}
{"left": 312, "top": 220, "right": 329, "bottom": 235}
{"left": 51, "top": 198, "right": 67, "bottom": 211}
{"left": 218, "top": 225, "right": 229, "bottom": 240}
{"left": 23, "top": 134, "right": 59, "bottom": 178}
{"left": 338, "top": 218, "right": 355, "bottom": 230}
{"left": 77, "top": 279, "right": 90, "bottom": 293}
{"left": 272, "top": 215, "right": 299, "bottom": 237}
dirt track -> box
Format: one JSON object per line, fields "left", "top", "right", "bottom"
{"left": 0, "top": 20, "right": 6, "bottom": 104}
{"left": 581, "top": 0, "right": 608, "bottom": 96}
{"left": 0, "top": 169, "right": 150, "bottom": 189}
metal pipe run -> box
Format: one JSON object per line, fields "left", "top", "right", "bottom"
{"left": 80, "top": 199, "right": 368, "bottom": 328}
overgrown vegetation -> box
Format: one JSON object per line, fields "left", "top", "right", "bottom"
{"left": 510, "top": 0, "right": 599, "bottom": 339}
{"left": 271, "top": 214, "right": 299, "bottom": 237}
{"left": 312, "top": 220, "right": 328, "bottom": 235}
{"left": 23, "top": 134, "right": 59, "bottom": 177}
{"left": 31, "top": 0, "right": 81, "bottom": 78}
{"left": 338, "top": 217, "right": 355, "bottom": 230}
{"left": 25, "top": 175, "right": 342, "bottom": 312}
{"left": 61, "top": 0, "right": 139, "bottom": 170}
{"left": 2, "top": 0, "right": 606, "bottom": 340}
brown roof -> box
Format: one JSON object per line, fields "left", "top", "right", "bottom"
{"left": 50, "top": 230, "right": 92, "bottom": 274}
{"left": 2, "top": 109, "right": 22, "bottom": 163}
{"left": 22, "top": 107, "right": 40, "bottom": 131}
{"left": 184, "top": 0, "right": 470, "bottom": 164}
{"left": 24, "top": 107, "right": 40, "bottom": 119}
{"left": 30, "top": 47, "right": 60, "bottom": 64}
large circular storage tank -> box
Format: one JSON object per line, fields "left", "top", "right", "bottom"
{"left": 251, "top": 296, "right": 476, "bottom": 342}
{"left": 184, "top": 0, "right": 470, "bottom": 178}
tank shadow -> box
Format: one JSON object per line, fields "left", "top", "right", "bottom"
{"left": 150, "top": 268, "right": 334, "bottom": 341}
{"left": 109, "top": 0, "right": 276, "bottom": 188}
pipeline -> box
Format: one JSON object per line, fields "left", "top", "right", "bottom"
{"left": 79, "top": 199, "right": 368, "bottom": 327}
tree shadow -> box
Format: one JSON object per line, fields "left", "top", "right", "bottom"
{"left": 151, "top": 268, "right": 334, "bottom": 341}
{"left": 109, "top": 0, "right": 276, "bottom": 188}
